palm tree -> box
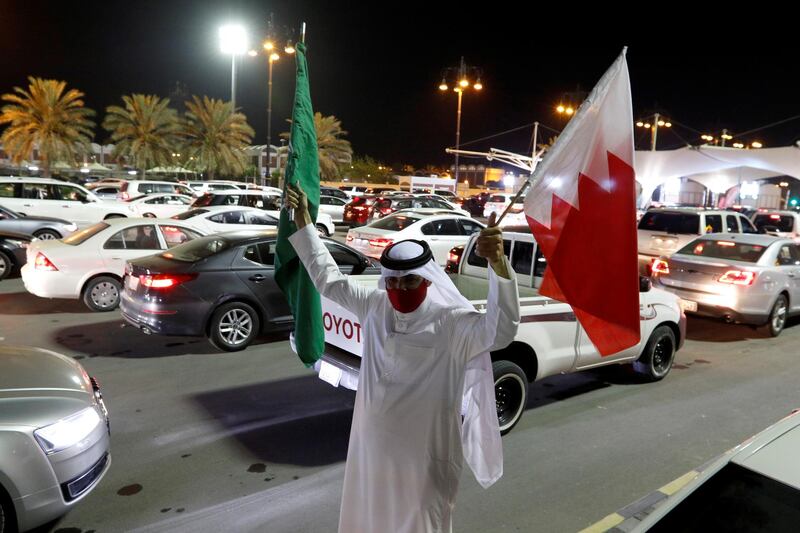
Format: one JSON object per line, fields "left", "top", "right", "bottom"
{"left": 102, "top": 94, "right": 180, "bottom": 177}
{"left": 180, "top": 96, "right": 254, "bottom": 180}
{"left": 281, "top": 112, "right": 353, "bottom": 180}
{"left": 0, "top": 77, "right": 95, "bottom": 177}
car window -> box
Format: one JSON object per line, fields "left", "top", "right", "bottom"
{"left": 0, "top": 183, "right": 14, "bottom": 197}
{"left": 534, "top": 246, "right": 548, "bottom": 277}
{"left": 320, "top": 197, "right": 333, "bottom": 205}
{"left": 325, "top": 241, "right": 361, "bottom": 269}
{"left": 466, "top": 239, "right": 512, "bottom": 268}
{"left": 145, "top": 196, "right": 166, "bottom": 204}
{"left": 677, "top": 239, "right": 766, "bottom": 263}
{"left": 247, "top": 212, "right": 277, "bottom": 225}
{"left": 458, "top": 219, "right": 483, "bottom": 235}
{"left": 22, "top": 183, "right": 50, "bottom": 199}
{"left": 210, "top": 211, "right": 246, "bottom": 224}
{"left": 644, "top": 463, "right": 800, "bottom": 532}
{"left": 704, "top": 214, "right": 723, "bottom": 233}
{"left": 753, "top": 214, "right": 795, "bottom": 233}
{"left": 427, "top": 218, "right": 461, "bottom": 235}
{"left": 488, "top": 195, "right": 507, "bottom": 203}
{"left": 370, "top": 215, "right": 421, "bottom": 231}
{"left": 724, "top": 214, "right": 740, "bottom": 233}
{"left": 159, "top": 225, "right": 201, "bottom": 248}
{"left": 256, "top": 242, "right": 276, "bottom": 266}
{"left": 638, "top": 212, "right": 700, "bottom": 234}
{"left": 740, "top": 216, "right": 758, "bottom": 234}
{"left": 104, "top": 225, "right": 160, "bottom": 250}
{"left": 511, "top": 241, "right": 534, "bottom": 275}
{"left": 165, "top": 236, "right": 229, "bottom": 262}
{"left": 776, "top": 245, "right": 800, "bottom": 266}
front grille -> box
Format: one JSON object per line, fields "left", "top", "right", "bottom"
{"left": 61, "top": 452, "right": 108, "bottom": 501}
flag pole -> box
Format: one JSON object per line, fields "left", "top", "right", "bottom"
{"left": 283, "top": 22, "right": 307, "bottom": 220}
{"left": 493, "top": 180, "right": 530, "bottom": 226}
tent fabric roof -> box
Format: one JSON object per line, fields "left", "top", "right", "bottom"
{"left": 635, "top": 145, "right": 800, "bottom": 197}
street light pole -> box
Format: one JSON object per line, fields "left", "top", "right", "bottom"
{"left": 266, "top": 54, "right": 275, "bottom": 186}
{"left": 455, "top": 88, "right": 463, "bottom": 182}
{"left": 231, "top": 55, "right": 237, "bottom": 109}
{"left": 651, "top": 112, "right": 660, "bottom": 151}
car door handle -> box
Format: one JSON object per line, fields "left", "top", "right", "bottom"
{"left": 23, "top": 203, "right": 33, "bottom": 207}
{"left": 111, "top": 257, "right": 122, "bottom": 260}
{"left": 249, "top": 274, "right": 266, "bottom": 282}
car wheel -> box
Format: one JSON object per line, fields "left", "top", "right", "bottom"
{"left": 316, "top": 224, "right": 329, "bottom": 237}
{"left": 33, "top": 228, "right": 61, "bottom": 240}
{"left": 0, "top": 251, "right": 11, "bottom": 281}
{"left": 104, "top": 214, "right": 126, "bottom": 219}
{"left": 493, "top": 360, "right": 528, "bottom": 435}
{"left": 143, "top": 212, "right": 156, "bottom": 218}
{"left": 209, "top": 302, "right": 260, "bottom": 352}
{"left": 633, "top": 325, "right": 676, "bottom": 382}
{"left": 763, "top": 294, "right": 788, "bottom": 337}
{"left": 1, "top": 484, "right": 17, "bottom": 533}
{"left": 82, "top": 276, "right": 122, "bottom": 312}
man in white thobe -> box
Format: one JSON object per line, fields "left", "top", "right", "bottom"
{"left": 287, "top": 185, "right": 520, "bottom": 533}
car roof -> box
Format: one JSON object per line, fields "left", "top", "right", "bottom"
{"left": 0, "top": 176, "right": 76, "bottom": 184}
{"left": 391, "top": 208, "right": 467, "bottom": 217}
{"left": 753, "top": 210, "right": 800, "bottom": 216}
{"left": 691, "top": 232, "right": 789, "bottom": 246}
{"left": 645, "top": 207, "right": 730, "bottom": 214}
{"left": 194, "top": 205, "right": 266, "bottom": 213}
{"left": 100, "top": 217, "right": 199, "bottom": 228}
{"left": 730, "top": 410, "right": 800, "bottom": 488}
{"left": 200, "top": 189, "right": 280, "bottom": 196}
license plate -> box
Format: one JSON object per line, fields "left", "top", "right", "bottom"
{"left": 679, "top": 299, "right": 697, "bottom": 312}
{"left": 126, "top": 275, "right": 139, "bottom": 291}
{"left": 318, "top": 360, "right": 343, "bottom": 387}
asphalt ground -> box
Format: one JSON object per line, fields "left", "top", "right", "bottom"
{"left": 1, "top": 233, "right": 799, "bottom": 532}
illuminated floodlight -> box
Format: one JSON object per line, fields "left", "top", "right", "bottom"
{"left": 219, "top": 25, "right": 248, "bottom": 55}
{"left": 740, "top": 181, "right": 760, "bottom": 199}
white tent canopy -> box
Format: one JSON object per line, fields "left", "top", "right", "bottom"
{"left": 635, "top": 144, "right": 800, "bottom": 204}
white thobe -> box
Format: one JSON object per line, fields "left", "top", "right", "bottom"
{"left": 290, "top": 224, "right": 520, "bottom": 533}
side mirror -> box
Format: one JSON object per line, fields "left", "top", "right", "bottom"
{"left": 639, "top": 275, "right": 652, "bottom": 293}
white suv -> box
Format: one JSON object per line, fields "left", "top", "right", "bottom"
{"left": 637, "top": 208, "right": 758, "bottom": 274}
{"left": 751, "top": 210, "right": 800, "bottom": 239}
{"left": 117, "top": 180, "right": 193, "bottom": 200}
{"left": 0, "top": 177, "right": 133, "bottom": 227}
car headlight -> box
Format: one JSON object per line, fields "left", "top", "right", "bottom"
{"left": 34, "top": 407, "right": 102, "bottom": 455}
{"left": 65, "top": 223, "right": 78, "bottom": 232}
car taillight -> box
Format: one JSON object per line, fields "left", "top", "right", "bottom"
{"left": 353, "top": 206, "right": 367, "bottom": 212}
{"left": 34, "top": 252, "right": 58, "bottom": 271}
{"left": 718, "top": 270, "right": 757, "bottom": 286}
{"left": 140, "top": 273, "right": 197, "bottom": 289}
{"left": 379, "top": 207, "right": 393, "bottom": 215}
{"left": 651, "top": 259, "right": 669, "bottom": 275}
{"left": 346, "top": 234, "right": 354, "bottom": 242}
{"left": 369, "top": 238, "right": 393, "bottom": 248}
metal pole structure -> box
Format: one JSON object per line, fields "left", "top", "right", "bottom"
{"left": 231, "top": 55, "right": 237, "bottom": 109}
{"left": 651, "top": 112, "right": 659, "bottom": 151}
{"left": 266, "top": 56, "right": 274, "bottom": 186}
{"left": 721, "top": 128, "right": 729, "bottom": 147}
{"left": 454, "top": 89, "right": 463, "bottom": 182}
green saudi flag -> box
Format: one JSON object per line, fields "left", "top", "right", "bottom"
{"left": 274, "top": 41, "right": 324, "bottom": 366}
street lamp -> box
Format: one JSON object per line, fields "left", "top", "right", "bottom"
{"left": 438, "top": 57, "right": 483, "bottom": 182}
{"left": 635, "top": 113, "right": 672, "bottom": 151}
{"left": 219, "top": 24, "right": 249, "bottom": 109}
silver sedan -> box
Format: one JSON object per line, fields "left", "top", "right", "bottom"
{"left": 0, "top": 345, "right": 110, "bottom": 531}
{"left": 651, "top": 233, "right": 800, "bottom": 336}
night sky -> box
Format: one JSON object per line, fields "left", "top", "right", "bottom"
{"left": 2, "top": 1, "right": 798, "bottom": 169}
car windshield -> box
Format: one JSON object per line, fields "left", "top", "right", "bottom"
{"left": 678, "top": 239, "right": 767, "bottom": 263}
{"left": 753, "top": 214, "right": 795, "bottom": 233}
{"left": 162, "top": 236, "right": 230, "bottom": 262}
{"left": 647, "top": 463, "right": 800, "bottom": 532}
{"left": 62, "top": 223, "right": 110, "bottom": 245}
{"left": 0, "top": 205, "right": 20, "bottom": 219}
{"left": 369, "top": 215, "right": 421, "bottom": 231}
{"left": 192, "top": 194, "right": 214, "bottom": 207}
{"left": 639, "top": 212, "right": 700, "bottom": 234}
{"left": 172, "top": 209, "right": 208, "bottom": 220}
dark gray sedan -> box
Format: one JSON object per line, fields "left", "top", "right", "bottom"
{"left": 120, "top": 230, "right": 380, "bottom": 351}
{"left": 0, "top": 205, "right": 78, "bottom": 240}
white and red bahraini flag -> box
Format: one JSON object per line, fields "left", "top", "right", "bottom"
{"left": 524, "top": 48, "right": 639, "bottom": 355}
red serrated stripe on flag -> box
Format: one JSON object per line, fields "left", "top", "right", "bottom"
{"left": 527, "top": 152, "right": 640, "bottom": 356}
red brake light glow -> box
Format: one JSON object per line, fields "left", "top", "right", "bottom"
{"left": 368, "top": 238, "right": 393, "bottom": 248}
{"left": 717, "top": 241, "right": 736, "bottom": 247}
{"left": 140, "top": 273, "right": 197, "bottom": 289}
{"left": 719, "top": 270, "right": 756, "bottom": 286}
{"left": 651, "top": 259, "right": 670, "bottom": 275}
{"left": 34, "top": 252, "right": 58, "bottom": 271}
{"left": 770, "top": 214, "right": 781, "bottom": 220}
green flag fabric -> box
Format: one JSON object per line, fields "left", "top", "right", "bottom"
{"left": 274, "top": 41, "right": 324, "bottom": 366}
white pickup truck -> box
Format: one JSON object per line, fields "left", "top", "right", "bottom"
{"left": 317, "top": 230, "right": 686, "bottom": 434}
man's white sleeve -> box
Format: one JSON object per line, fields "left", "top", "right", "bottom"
{"left": 449, "top": 257, "right": 521, "bottom": 361}
{"left": 288, "top": 224, "right": 373, "bottom": 319}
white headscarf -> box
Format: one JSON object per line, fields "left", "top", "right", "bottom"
{"left": 379, "top": 240, "right": 503, "bottom": 488}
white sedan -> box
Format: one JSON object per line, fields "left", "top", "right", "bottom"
{"left": 21, "top": 218, "right": 205, "bottom": 311}
{"left": 125, "top": 193, "right": 193, "bottom": 218}
{"left": 173, "top": 205, "right": 336, "bottom": 236}
{"left": 319, "top": 194, "right": 347, "bottom": 223}
{"left": 345, "top": 210, "right": 485, "bottom": 264}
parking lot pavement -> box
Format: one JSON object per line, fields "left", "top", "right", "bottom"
{"left": 2, "top": 275, "right": 799, "bottom": 532}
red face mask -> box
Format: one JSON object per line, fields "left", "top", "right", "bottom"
{"left": 386, "top": 284, "right": 428, "bottom": 313}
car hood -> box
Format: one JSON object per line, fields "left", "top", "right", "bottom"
{"left": 20, "top": 215, "right": 74, "bottom": 225}
{"left": 0, "top": 230, "right": 33, "bottom": 241}
{"left": 0, "top": 345, "right": 91, "bottom": 395}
